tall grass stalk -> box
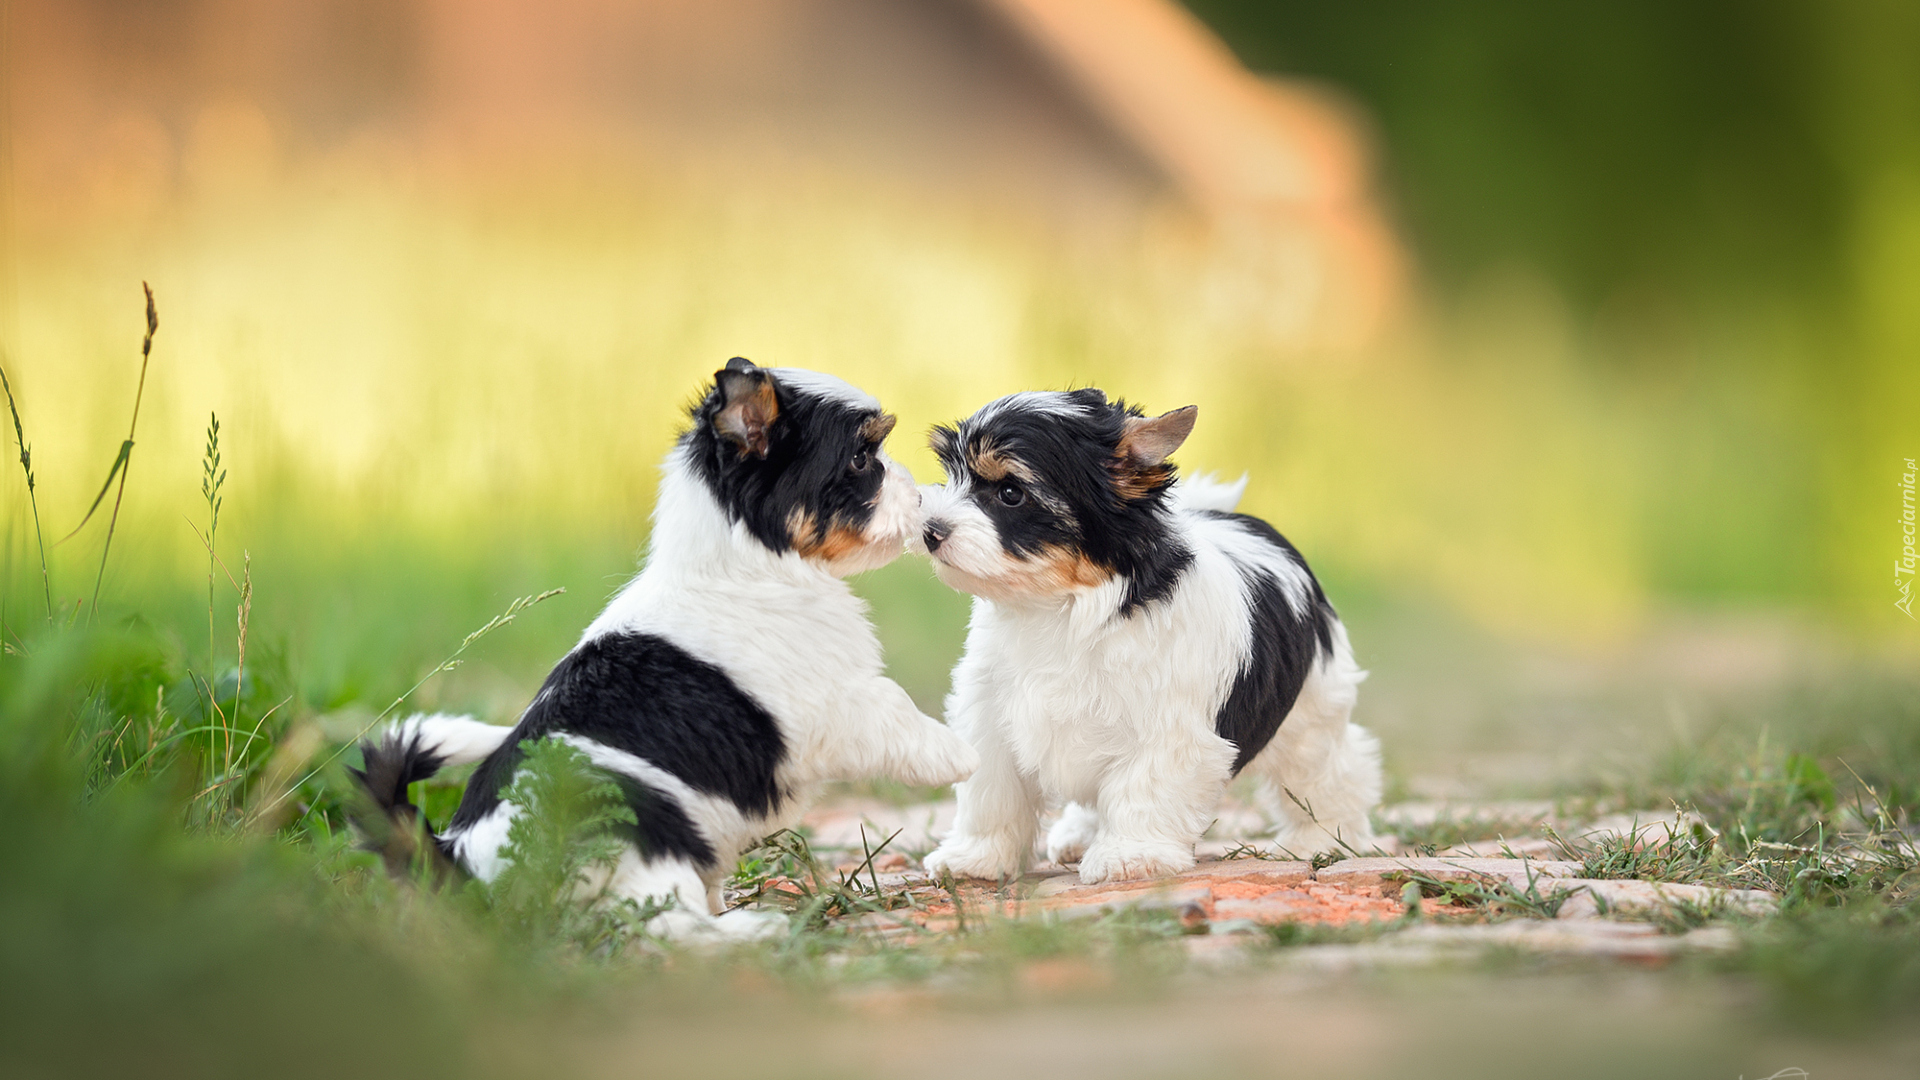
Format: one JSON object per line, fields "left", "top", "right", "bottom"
{"left": 200, "top": 413, "right": 226, "bottom": 771}
{"left": 0, "top": 359, "right": 52, "bottom": 624}
{"left": 245, "top": 586, "right": 565, "bottom": 827}
{"left": 65, "top": 283, "right": 158, "bottom": 622}
{"left": 202, "top": 413, "right": 223, "bottom": 664}
{"left": 229, "top": 551, "right": 251, "bottom": 794}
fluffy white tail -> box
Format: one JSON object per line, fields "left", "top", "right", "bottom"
{"left": 350, "top": 712, "right": 509, "bottom": 882}
{"left": 1172, "top": 472, "right": 1248, "bottom": 513}
{"left": 389, "top": 712, "right": 513, "bottom": 767}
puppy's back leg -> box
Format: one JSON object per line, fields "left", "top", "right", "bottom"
{"left": 1247, "top": 636, "right": 1381, "bottom": 856}
{"left": 600, "top": 850, "right": 787, "bottom": 941}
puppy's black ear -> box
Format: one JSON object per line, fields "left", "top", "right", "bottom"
{"left": 861, "top": 412, "right": 898, "bottom": 443}
{"left": 1117, "top": 406, "right": 1196, "bottom": 469}
{"left": 713, "top": 358, "right": 778, "bottom": 459}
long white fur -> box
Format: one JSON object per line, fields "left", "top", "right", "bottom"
{"left": 392, "top": 377, "right": 977, "bottom": 940}
{"left": 1171, "top": 472, "right": 1249, "bottom": 514}
{"left": 393, "top": 713, "right": 513, "bottom": 767}
{"left": 971, "top": 390, "right": 1098, "bottom": 425}
{"left": 920, "top": 469, "right": 1380, "bottom": 884}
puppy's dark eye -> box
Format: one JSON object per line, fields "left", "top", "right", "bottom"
{"left": 850, "top": 448, "right": 873, "bottom": 474}
{"left": 995, "top": 483, "right": 1025, "bottom": 507}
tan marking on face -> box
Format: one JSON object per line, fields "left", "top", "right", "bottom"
{"left": 929, "top": 425, "right": 957, "bottom": 460}
{"left": 938, "top": 542, "right": 1107, "bottom": 597}
{"left": 787, "top": 507, "right": 871, "bottom": 562}
{"left": 968, "top": 437, "right": 1037, "bottom": 484}
{"left": 861, "top": 412, "right": 898, "bottom": 444}
{"left": 1024, "top": 545, "right": 1110, "bottom": 591}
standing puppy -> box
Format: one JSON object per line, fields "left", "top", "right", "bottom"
{"left": 353, "top": 358, "right": 978, "bottom": 937}
{"left": 917, "top": 389, "right": 1380, "bottom": 885}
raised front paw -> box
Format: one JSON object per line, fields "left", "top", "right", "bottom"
{"left": 897, "top": 728, "right": 981, "bottom": 788}
{"left": 921, "top": 834, "right": 1025, "bottom": 881}
{"left": 1076, "top": 839, "right": 1193, "bottom": 885}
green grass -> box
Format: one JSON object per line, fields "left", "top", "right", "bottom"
{"left": 1401, "top": 866, "right": 1576, "bottom": 921}
{"left": 6, "top": 525, "right": 1920, "bottom": 1079}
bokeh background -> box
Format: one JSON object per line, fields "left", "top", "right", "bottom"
{"left": 3, "top": 0, "right": 1916, "bottom": 796}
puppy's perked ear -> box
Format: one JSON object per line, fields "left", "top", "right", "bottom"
{"left": 1110, "top": 405, "right": 1196, "bottom": 500}
{"left": 713, "top": 357, "right": 779, "bottom": 459}
{"left": 1117, "top": 405, "right": 1196, "bottom": 469}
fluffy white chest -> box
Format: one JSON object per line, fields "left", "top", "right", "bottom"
{"left": 969, "top": 540, "right": 1251, "bottom": 802}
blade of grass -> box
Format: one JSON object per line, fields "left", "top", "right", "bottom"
{"left": 0, "top": 359, "right": 52, "bottom": 624}
{"left": 62, "top": 441, "right": 130, "bottom": 544}
{"left": 201, "top": 412, "right": 225, "bottom": 771}
{"left": 103, "top": 720, "right": 279, "bottom": 790}
{"left": 848, "top": 825, "right": 904, "bottom": 898}
{"left": 70, "top": 283, "right": 159, "bottom": 622}
{"left": 229, "top": 551, "right": 251, "bottom": 789}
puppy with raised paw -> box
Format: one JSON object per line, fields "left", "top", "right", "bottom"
{"left": 352, "top": 358, "right": 978, "bottom": 939}
{"left": 916, "top": 389, "right": 1380, "bottom": 885}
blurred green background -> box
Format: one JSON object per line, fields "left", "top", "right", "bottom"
{"left": 1189, "top": 0, "right": 1919, "bottom": 605}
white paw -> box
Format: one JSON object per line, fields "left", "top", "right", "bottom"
{"left": 1046, "top": 832, "right": 1090, "bottom": 866}
{"left": 921, "top": 834, "right": 1025, "bottom": 881}
{"left": 713, "top": 907, "right": 790, "bottom": 941}
{"left": 1077, "top": 839, "right": 1193, "bottom": 885}
{"left": 1045, "top": 805, "right": 1099, "bottom": 865}
{"left": 645, "top": 909, "right": 721, "bottom": 941}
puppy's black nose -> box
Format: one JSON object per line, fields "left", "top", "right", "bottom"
{"left": 922, "top": 520, "right": 951, "bottom": 553}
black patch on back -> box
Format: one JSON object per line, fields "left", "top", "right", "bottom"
{"left": 932, "top": 389, "right": 1193, "bottom": 615}
{"left": 1207, "top": 512, "right": 1339, "bottom": 774}
{"left": 448, "top": 632, "right": 787, "bottom": 869}
{"left": 684, "top": 363, "right": 889, "bottom": 555}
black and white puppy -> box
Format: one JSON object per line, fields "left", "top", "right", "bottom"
{"left": 915, "top": 389, "right": 1380, "bottom": 885}
{"left": 354, "top": 358, "right": 978, "bottom": 938}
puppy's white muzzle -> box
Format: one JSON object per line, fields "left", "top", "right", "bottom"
{"left": 913, "top": 481, "right": 1018, "bottom": 597}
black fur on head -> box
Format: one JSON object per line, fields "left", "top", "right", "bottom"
{"left": 684, "top": 357, "right": 898, "bottom": 558}
{"left": 930, "top": 389, "right": 1196, "bottom": 614}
